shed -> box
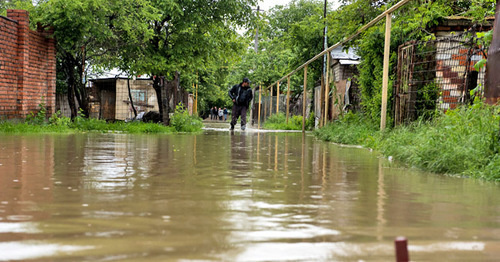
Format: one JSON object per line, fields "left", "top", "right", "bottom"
{"left": 89, "top": 77, "right": 159, "bottom": 121}
{"left": 328, "top": 46, "right": 361, "bottom": 119}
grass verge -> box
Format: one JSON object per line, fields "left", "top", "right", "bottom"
{"left": 314, "top": 104, "right": 500, "bottom": 182}
{"left": 0, "top": 105, "right": 203, "bottom": 134}
{"left": 263, "top": 113, "right": 315, "bottom": 130}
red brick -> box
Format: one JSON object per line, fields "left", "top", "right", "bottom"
{"left": 0, "top": 9, "right": 55, "bottom": 119}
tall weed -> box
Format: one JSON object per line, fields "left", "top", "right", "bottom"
{"left": 170, "top": 104, "right": 203, "bottom": 132}
{"left": 263, "top": 113, "right": 314, "bottom": 130}
{"left": 314, "top": 112, "right": 378, "bottom": 145}
{"left": 314, "top": 103, "right": 500, "bottom": 182}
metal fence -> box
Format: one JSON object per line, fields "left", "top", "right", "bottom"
{"left": 394, "top": 32, "right": 487, "bottom": 125}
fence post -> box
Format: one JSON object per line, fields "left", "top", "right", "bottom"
{"left": 264, "top": 89, "right": 267, "bottom": 121}
{"left": 324, "top": 51, "right": 330, "bottom": 125}
{"left": 380, "top": 13, "right": 392, "bottom": 131}
{"left": 303, "top": 65, "right": 308, "bottom": 132}
{"left": 286, "top": 76, "right": 291, "bottom": 124}
{"left": 258, "top": 85, "right": 262, "bottom": 129}
{"left": 395, "top": 237, "right": 409, "bottom": 262}
{"left": 319, "top": 74, "right": 324, "bottom": 128}
{"left": 276, "top": 81, "right": 280, "bottom": 115}
{"left": 195, "top": 82, "right": 198, "bottom": 116}
{"left": 270, "top": 84, "right": 274, "bottom": 116}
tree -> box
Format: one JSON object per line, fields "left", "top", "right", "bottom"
{"left": 126, "top": 0, "right": 257, "bottom": 123}
{"left": 326, "top": 0, "right": 495, "bottom": 122}
{"left": 228, "top": 0, "right": 330, "bottom": 94}
{"left": 35, "top": 0, "right": 158, "bottom": 118}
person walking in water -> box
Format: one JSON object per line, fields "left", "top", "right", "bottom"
{"left": 228, "top": 77, "right": 253, "bottom": 130}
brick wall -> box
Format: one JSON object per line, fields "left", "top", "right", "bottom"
{"left": 435, "top": 36, "right": 486, "bottom": 110}
{"left": 0, "top": 10, "right": 56, "bottom": 119}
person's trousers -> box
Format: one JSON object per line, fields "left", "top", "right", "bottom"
{"left": 231, "top": 104, "right": 248, "bottom": 127}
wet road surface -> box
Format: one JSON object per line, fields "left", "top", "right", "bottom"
{"left": 0, "top": 124, "right": 499, "bottom": 261}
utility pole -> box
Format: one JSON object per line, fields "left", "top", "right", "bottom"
{"left": 321, "top": 0, "right": 328, "bottom": 127}
{"left": 255, "top": 5, "right": 260, "bottom": 53}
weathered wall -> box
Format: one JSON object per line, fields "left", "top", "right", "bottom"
{"left": 0, "top": 10, "right": 56, "bottom": 119}
{"left": 115, "top": 79, "right": 158, "bottom": 120}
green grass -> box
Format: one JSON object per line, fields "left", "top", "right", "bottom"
{"left": 0, "top": 106, "right": 203, "bottom": 134}
{"left": 314, "top": 112, "right": 379, "bottom": 145}
{"left": 314, "top": 103, "right": 500, "bottom": 182}
{"left": 263, "top": 113, "right": 314, "bottom": 130}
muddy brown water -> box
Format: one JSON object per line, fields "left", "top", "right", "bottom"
{"left": 0, "top": 124, "right": 498, "bottom": 261}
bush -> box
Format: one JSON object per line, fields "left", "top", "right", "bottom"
{"left": 49, "top": 110, "right": 72, "bottom": 127}
{"left": 26, "top": 100, "right": 48, "bottom": 125}
{"left": 263, "top": 113, "right": 315, "bottom": 130}
{"left": 263, "top": 113, "right": 301, "bottom": 130}
{"left": 170, "top": 104, "right": 203, "bottom": 132}
{"left": 314, "top": 112, "right": 378, "bottom": 145}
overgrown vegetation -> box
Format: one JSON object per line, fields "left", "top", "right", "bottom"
{"left": 262, "top": 113, "right": 314, "bottom": 130}
{"left": 170, "top": 104, "right": 203, "bottom": 132}
{"left": 315, "top": 102, "right": 500, "bottom": 182}
{"left": 0, "top": 103, "right": 203, "bottom": 134}
{"left": 314, "top": 112, "right": 378, "bottom": 145}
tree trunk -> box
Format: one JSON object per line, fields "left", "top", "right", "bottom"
{"left": 152, "top": 72, "right": 180, "bottom": 125}
{"left": 161, "top": 78, "right": 169, "bottom": 124}
{"left": 485, "top": 1, "right": 500, "bottom": 104}
{"left": 66, "top": 61, "right": 78, "bottom": 119}
{"left": 67, "top": 81, "right": 78, "bottom": 119}
{"left": 127, "top": 77, "right": 137, "bottom": 118}
{"left": 153, "top": 76, "right": 164, "bottom": 120}
{"left": 64, "top": 52, "right": 90, "bottom": 118}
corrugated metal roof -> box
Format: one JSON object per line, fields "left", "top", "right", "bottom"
{"left": 330, "top": 45, "right": 360, "bottom": 61}
{"left": 339, "top": 59, "right": 360, "bottom": 65}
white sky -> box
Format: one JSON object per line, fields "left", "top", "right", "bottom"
{"left": 257, "top": 0, "right": 341, "bottom": 12}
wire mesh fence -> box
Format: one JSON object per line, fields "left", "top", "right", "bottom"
{"left": 251, "top": 90, "right": 311, "bottom": 127}
{"left": 394, "top": 31, "right": 487, "bottom": 125}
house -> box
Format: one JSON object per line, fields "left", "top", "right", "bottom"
{"left": 317, "top": 45, "right": 361, "bottom": 122}
{"left": 89, "top": 77, "right": 159, "bottom": 121}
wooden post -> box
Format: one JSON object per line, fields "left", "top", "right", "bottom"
{"left": 276, "top": 81, "right": 280, "bottom": 115}
{"left": 270, "top": 84, "right": 274, "bottom": 116}
{"left": 395, "top": 237, "right": 409, "bottom": 262}
{"left": 319, "top": 74, "right": 324, "bottom": 128}
{"left": 191, "top": 83, "right": 194, "bottom": 111}
{"left": 195, "top": 82, "right": 198, "bottom": 116}
{"left": 324, "top": 51, "right": 330, "bottom": 124}
{"left": 303, "top": 65, "right": 308, "bottom": 133}
{"left": 380, "top": 13, "right": 392, "bottom": 131}
{"left": 286, "top": 76, "right": 291, "bottom": 124}
{"left": 264, "top": 89, "right": 267, "bottom": 121}
{"left": 258, "top": 85, "right": 262, "bottom": 129}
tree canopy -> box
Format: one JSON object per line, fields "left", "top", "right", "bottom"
{"left": 1, "top": 0, "right": 495, "bottom": 121}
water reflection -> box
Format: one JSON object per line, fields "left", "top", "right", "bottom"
{"left": 0, "top": 131, "right": 498, "bottom": 261}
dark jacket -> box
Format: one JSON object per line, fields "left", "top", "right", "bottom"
{"left": 229, "top": 83, "right": 253, "bottom": 107}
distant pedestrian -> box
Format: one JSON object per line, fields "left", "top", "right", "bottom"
{"left": 223, "top": 108, "right": 228, "bottom": 121}
{"left": 212, "top": 107, "right": 217, "bottom": 120}
{"left": 228, "top": 77, "right": 253, "bottom": 130}
{"left": 210, "top": 107, "right": 214, "bottom": 120}
{"left": 218, "top": 107, "right": 223, "bottom": 121}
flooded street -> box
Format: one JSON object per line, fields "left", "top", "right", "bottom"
{"left": 0, "top": 125, "right": 499, "bottom": 261}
